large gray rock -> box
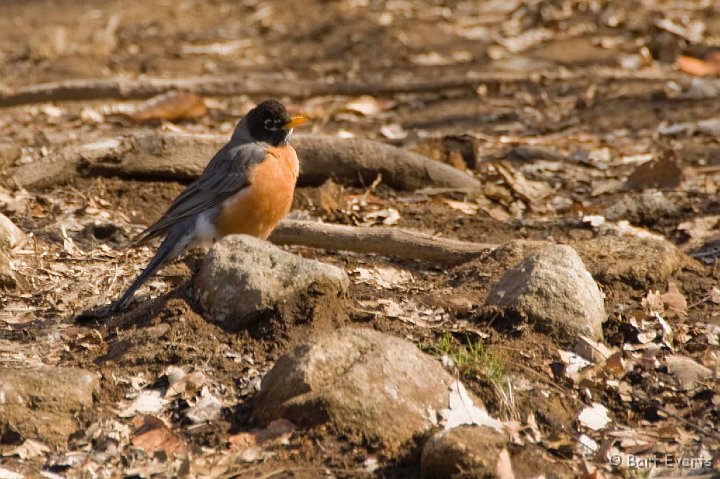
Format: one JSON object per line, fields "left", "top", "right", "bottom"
{"left": 602, "top": 191, "right": 679, "bottom": 225}
{"left": 0, "top": 367, "right": 98, "bottom": 446}
{"left": 0, "top": 213, "right": 25, "bottom": 248}
{"left": 194, "top": 235, "right": 349, "bottom": 331}
{"left": 573, "top": 235, "right": 684, "bottom": 288}
{"left": 0, "top": 138, "right": 21, "bottom": 170}
{"left": 0, "top": 249, "right": 17, "bottom": 289}
{"left": 421, "top": 426, "right": 509, "bottom": 479}
{"left": 252, "top": 328, "right": 461, "bottom": 456}
{"left": 487, "top": 245, "right": 605, "bottom": 340}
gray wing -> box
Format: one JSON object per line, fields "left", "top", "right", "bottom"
{"left": 137, "top": 141, "right": 268, "bottom": 242}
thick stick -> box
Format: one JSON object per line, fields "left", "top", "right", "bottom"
{"left": 14, "top": 132, "right": 481, "bottom": 191}
{"left": 270, "top": 220, "right": 496, "bottom": 265}
{"left": 0, "top": 67, "right": 690, "bottom": 108}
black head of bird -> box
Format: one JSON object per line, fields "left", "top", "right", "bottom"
{"left": 245, "top": 100, "right": 308, "bottom": 146}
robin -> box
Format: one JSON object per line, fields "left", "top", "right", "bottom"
{"left": 113, "top": 100, "right": 307, "bottom": 310}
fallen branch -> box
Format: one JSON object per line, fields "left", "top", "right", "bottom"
{"left": 270, "top": 220, "right": 496, "bottom": 265}
{"left": 0, "top": 67, "right": 691, "bottom": 108}
{"left": 0, "top": 74, "right": 485, "bottom": 107}
{"left": 293, "top": 135, "right": 480, "bottom": 190}
{"left": 13, "top": 132, "right": 481, "bottom": 191}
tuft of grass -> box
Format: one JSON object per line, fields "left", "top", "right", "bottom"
{"left": 423, "top": 333, "right": 505, "bottom": 385}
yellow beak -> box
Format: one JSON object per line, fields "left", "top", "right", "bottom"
{"left": 283, "top": 115, "right": 308, "bottom": 130}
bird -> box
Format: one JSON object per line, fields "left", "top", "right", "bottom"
{"left": 113, "top": 100, "right": 307, "bottom": 311}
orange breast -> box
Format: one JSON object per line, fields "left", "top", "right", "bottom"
{"left": 215, "top": 145, "right": 299, "bottom": 240}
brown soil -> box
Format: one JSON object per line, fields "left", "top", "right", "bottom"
{"left": 1, "top": 0, "right": 719, "bottom": 477}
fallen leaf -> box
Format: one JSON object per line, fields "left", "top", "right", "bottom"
{"left": 441, "top": 198, "right": 479, "bottom": 215}
{"left": 675, "top": 52, "right": 720, "bottom": 77}
{"left": 557, "top": 350, "right": 592, "bottom": 378}
{"left": 229, "top": 419, "right": 296, "bottom": 450}
{"left": 181, "top": 39, "right": 253, "bottom": 56}
{"left": 377, "top": 298, "right": 404, "bottom": 317}
{"left": 61, "top": 326, "right": 104, "bottom": 350}
{"left": 128, "top": 91, "right": 208, "bottom": 122}
{"left": 666, "top": 355, "right": 712, "bottom": 390}
{"left": 380, "top": 123, "right": 408, "bottom": 140}
{"left": 351, "top": 266, "right": 414, "bottom": 289}
{"left": 496, "top": 162, "right": 553, "bottom": 203}
{"left": 314, "top": 179, "right": 346, "bottom": 214}
{"left": 574, "top": 336, "right": 614, "bottom": 363}
{"left": 577, "top": 434, "right": 599, "bottom": 455}
{"left": 0, "top": 467, "right": 23, "bottom": 479}
{"left": 604, "top": 352, "right": 627, "bottom": 376}
{"left": 361, "top": 208, "right": 401, "bottom": 226}
{"left": 132, "top": 415, "right": 186, "bottom": 457}
{"left": 656, "top": 18, "right": 705, "bottom": 43}
{"left": 3, "top": 439, "right": 50, "bottom": 459}
{"left": 343, "top": 96, "right": 391, "bottom": 116}
{"left": 578, "top": 403, "right": 611, "bottom": 431}
{"left": 185, "top": 388, "right": 223, "bottom": 423}
{"left": 166, "top": 368, "right": 206, "bottom": 398}
{"left": 439, "top": 380, "right": 504, "bottom": 431}
{"left": 119, "top": 390, "right": 168, "bottom": 418}
{"left": 662, "top": 281, "right": 687, "bottom": 318}
{"left": 626, "top": 154, "right": 684, "bottom": 190}
{"left": 495, "top": 448, "right": 516, "bottom": 479}
{"left": 641, "top": 290, "right": 664, "bottom": 314}
{"left": 709, "top": 287, "right": 720, "bottom": 304}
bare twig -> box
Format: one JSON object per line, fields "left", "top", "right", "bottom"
{"left": 270, "top": 220, "right": 496, "bottom": 265}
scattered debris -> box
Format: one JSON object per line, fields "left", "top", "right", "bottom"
{"left": 578, "top": 403, "right": 611, "bottom": 431}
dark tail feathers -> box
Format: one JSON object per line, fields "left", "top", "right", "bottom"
{"left": 113, "top": 233, "right": 185, "bottom": 311}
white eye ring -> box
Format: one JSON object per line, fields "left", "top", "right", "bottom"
{"left": 264, "top": 119, "right": 278, "bottom": 131}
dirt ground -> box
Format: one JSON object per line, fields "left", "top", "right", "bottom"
{"left": 1, "top": 0, "right": 720, "bottom": 477}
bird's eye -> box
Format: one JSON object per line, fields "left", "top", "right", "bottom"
{"left": 264, "top": 119, "right": 278, "bottom": 131}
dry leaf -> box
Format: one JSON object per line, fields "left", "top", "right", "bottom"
{"left": 574, "top": 336, "right": 613, "bottom": 363}
{"left": 666, "top": 355, "right": 712, "bottom": 390}
{"left": 132, "top": 415, "right": 186, "bottom": 457}
{"left": 496, "top": 162, "right": 553, "bottom": 203}
{"left": 185, "top": 388, "right": 222, "bottom": 423}
{"left": 626, "top": 155, "right": 683, "bottom": 190}
{"left": 129, "top": 91, "right": 208, "bottom": 122}
{"left": 343, "top": 96, "right": 391, "bottom": 116}
{"left": 655, "top": 18, "right": 705, "bottom": 43}
{"left": 119, "top": 390, "right": 168, "bottom": 418}
{"left": 677, "top": 216, "right": 720, "bottom": 251}
{"left": 676, "top": 52, "right": 720, "bottom": 77}
{"left": 4, "top": 439, "right": 50, "bottom": 459}
{"left": 641, "top": 290, "right": 664, "bottom": 314}
{"left": 361, "top": 208, "right": 401, "bottom": 226}
{"left": 380, "top": 123, "right": 408, "bottom": 140}
{"left": 0, "top": 467, "right": 22, "bottom": 479}
{"left": 351, "top": 266, "right": 414, "bottom": 289}
{"left": 439, "top": 381, "right": 504, "bottom": 431}
{"left": 181, "top": 39, "right": 252, "bottom": 56}
{"left": 577, "top": 434, "right": 599, "bottom": 455}
{"left": 61, "top": 326, "right": 104, "bottom": 350}
{"left": 229, "top": 419, "right": 296, "bottom": 450}
{"left": 314, "top": 179, "right": 345, "bottom": 214}
{"left": 709, "top": 287, "right": 720, "bottom": 304}
{"left": 441, "top": 198, "right": 479, "bottom": 215}
{"left": 495, "top": 448, "right": 516, "bottom": 479}
{"left": 166, "top": 369, "right": 206, "bottom": 398}
{"left": 662, "top": 281, "right": 687, "bottom": 318}
{"left": 578, "top": 403, "right": 611, "bottom": 431}
{"left": 557, "top": 350, "right": 592, "bottom": 379}
{"left": 604, "top": 352, "right": 627, "bottom": 376}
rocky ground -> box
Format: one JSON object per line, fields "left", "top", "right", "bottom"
{"left": 1, "top": 0, "right": 720, "bottom": 477}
